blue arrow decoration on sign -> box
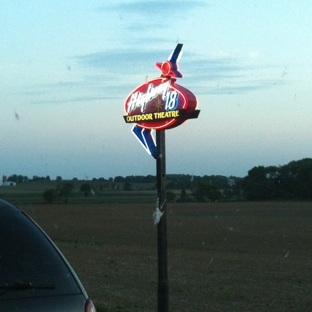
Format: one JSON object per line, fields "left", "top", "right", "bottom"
{"left": 132, "top": 125, "right": 158, "bottom": 159}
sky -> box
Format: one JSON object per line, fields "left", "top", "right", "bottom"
{"left": 1, "top": 0, "right": 312, "bottom": 180}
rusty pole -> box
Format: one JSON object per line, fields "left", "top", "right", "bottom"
{"left": 156, "top": 129, "right": 168, "bottom": 312}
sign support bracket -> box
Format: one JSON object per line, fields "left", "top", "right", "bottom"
{"left": 156, "top": 130, "right": 169, "bottom": 312}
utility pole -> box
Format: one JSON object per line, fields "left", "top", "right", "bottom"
{"left": 156, "top": 130, "right": 168, "bottom": 312}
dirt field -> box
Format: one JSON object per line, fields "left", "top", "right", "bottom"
{"left": 21, "top": 201, "right": 312, "bottom": 312}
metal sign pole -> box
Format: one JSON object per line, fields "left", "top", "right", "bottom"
{"left": 156, "top": 129, "right": 169, "bottom": 312}
{"left": 123, "top": 43, "right": 199, "bottom": 312}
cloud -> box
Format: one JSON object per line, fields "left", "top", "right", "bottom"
{"left": 19, "top": 47, "right": 284, "bottom": 105}
{"left": 74, "top": 48, "right": 171, "bottom": 77}
{"left": 13, "top": 77, "right": 125, "bottom": 106}
{"left": 180, "top": 53, "right": 286, "bottom": 94}
{"left": 13, "top": 46, "right": 281, "bottom": 106}
{"left": 98, "top": 0, "right": 208, "bottom": 32}
{"left": 74, "top": 48, "right": 237, "bottom": 75}
{"left": 215, "top": 80, "right": 285, "bottom": 94}
{"left": 183, "top": 57, "right": 244, "bottom": 80}
{"left": 189, "top": 79, "right": 285, "bottom": 95}
{"left": 73, "top": 48, "right": 284, "bottom": 95}
{"left": 30, "top": 95, "right": 118, "bottom": 105}
{"left": 103, "top": 0, "right": 207, "bottom": 16}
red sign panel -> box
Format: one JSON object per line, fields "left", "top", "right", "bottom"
{"left": 124, "top": 77, "right": 199, "bottom": 130}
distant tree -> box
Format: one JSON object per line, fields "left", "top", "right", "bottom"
{"left": 7, "top": 174, "right": 28, "bottom": 183}
{"left": 180, "top": 188, "right": 187, "bottom": 202}
{"left": 43, "top": 189, "right": 57, "bottom": 204}
{"left": 242, "top": 166, "right": 273, "bottom": 200}
{"left": 33, "top": 175, "right": 47, "bottom": 181}
{"left": 226, "top": 177, "right": 243, "bottom": 200}
{"left": 17, "top": 175, "right": 24, "bottom": 183}
{"left": 56, "top": 176, "right": 62, "bottom": 181}
{"left": 193, "top": 182, "right": 221, "bottom": 202}
{"left": 124, "top": 181, "right": 132, "bottom": 191}
{"left": 242, "top": 158, "right": 312, "bottom": 200}
{"left": 7, "top": 174, "right": 18, "bottom": 183}
{"left": 166, "top": 181, "right": 176, "bottom": 190}
{"left": 296, "top": 159, "right": 312, "bottom": 198}
{"left": 144, "top": 175, "right": 156, "bottom": 183}
{"left": 56, "top": 182, "right": 73, "bottom": 203}
{"left": 114, "top": 176, "right": 124, "bottom": 183}
{"left": 280, "top": 158, "right": 312, "bottom": 199}
{"left": 80, "top": 183, "right": 92, "bottom": 197}
{"left": 166, "top": 191, "right": 176, "bottom": 202}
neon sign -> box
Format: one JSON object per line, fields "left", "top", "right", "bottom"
{"left": 123, "top": 44, "right": 199, "bottom": 131}
{"left": 124, "top": 77, "right": 198, "bottom": 130}
{"left": 123, "top": 44, "right": 199, "bottom": 158}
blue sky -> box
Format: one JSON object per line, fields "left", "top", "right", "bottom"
{"left": 1, "top": 0, "right": 311, "bottom": 179}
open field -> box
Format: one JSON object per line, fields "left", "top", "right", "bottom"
{"left": 0, "top": 181, "right": 157, "bottom": 204}
{"left": 20, "top": 201, "right": 312, "bottom": 312}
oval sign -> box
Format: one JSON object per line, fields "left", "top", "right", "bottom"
{"left": 124, "top": 77, "right": 199, "bottom": 130}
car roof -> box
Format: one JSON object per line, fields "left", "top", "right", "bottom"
{"left": 0, "top": 199, "right": 87, "bottom": 301}
{"left": 0, "top": 199, "right": 21, "bottom": 213}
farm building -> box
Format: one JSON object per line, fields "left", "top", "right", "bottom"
{"left": 0, "top": 175, "right": 16, "bottom": 187}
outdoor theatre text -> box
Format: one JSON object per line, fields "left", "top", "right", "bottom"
{"left": 125, "top": 110, "right": 180, "bottom": 123}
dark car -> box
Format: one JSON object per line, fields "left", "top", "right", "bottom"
{"left": 0, "top": 199, "right": 96, "bottom": 312}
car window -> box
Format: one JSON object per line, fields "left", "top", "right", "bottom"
{"left": 0, "top": 208, "right": 81, "bottom": 299}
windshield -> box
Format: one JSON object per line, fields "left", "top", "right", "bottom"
{"left": 0, "top": 208, "right": 81, "bottom": 299}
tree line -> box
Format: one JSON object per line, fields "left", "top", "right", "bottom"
{"left": 99, "top": 158, "right": 312, "bottom": 201}
{"left": 5, "top": 158, "right": 312, "bottom": 202}
{"left": 242, "top": 158, "right": 312, "bottom": 200}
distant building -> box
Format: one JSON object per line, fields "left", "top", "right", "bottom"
{"left": 0, "top": 181, "right": 16, "bottom": 187}
{"left": 1, "top": 175, "right": 16, "bottom": 187}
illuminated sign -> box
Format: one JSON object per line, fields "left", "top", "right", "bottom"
{"left": 123, "top": 44, "right": 199, "bottom": 158}
{"left": 123, "top": 43, "right": 199, "bottom": 131}
{"left": 124, "top": 77, "right": 198, "bottom": 130}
